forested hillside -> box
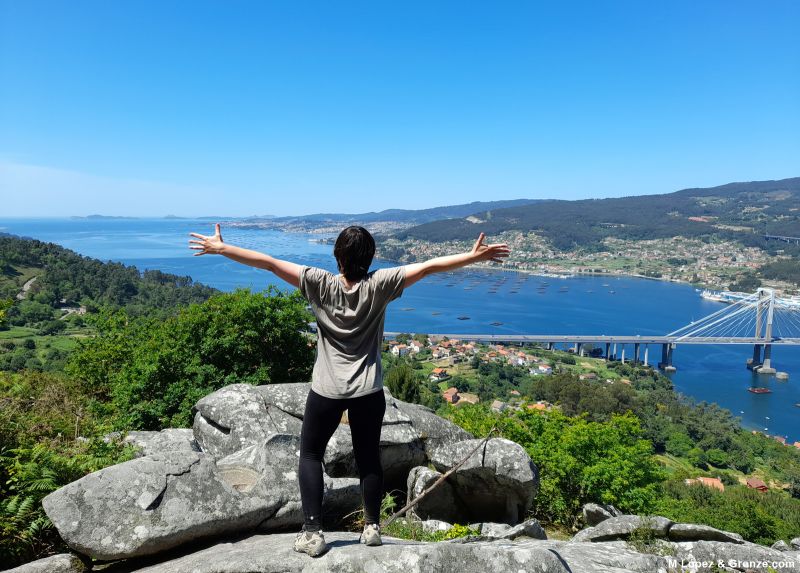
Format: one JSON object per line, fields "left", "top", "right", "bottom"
{"left": 393, "top": 178, "right": 800, "bottom": 252}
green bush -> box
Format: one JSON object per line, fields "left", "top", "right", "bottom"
{"left": 442, "top": 404, "right": 665, "bottom": 528}
{"left": 67, "top": 288, "right": 314, "bottom": 429}
{"left": 654, "top": 480, "right": 800, "bottom": 545}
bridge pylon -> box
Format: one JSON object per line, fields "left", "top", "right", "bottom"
{"left": 747, "top": 288, "right": 776, "bottom": 374}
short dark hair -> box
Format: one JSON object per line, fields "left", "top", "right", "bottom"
{"left": 334, "top": 226, "right": 375, "bottom": 281}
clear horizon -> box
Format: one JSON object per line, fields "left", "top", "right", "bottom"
{"left": 2, "top": 1, "right": 799, "bottom": 217}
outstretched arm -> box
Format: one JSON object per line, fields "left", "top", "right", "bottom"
{"left": 402, "top": 232, "right": 510, "bottom": 289}
{"left": 188, "top": 223, "right": 301, "bottom": 288}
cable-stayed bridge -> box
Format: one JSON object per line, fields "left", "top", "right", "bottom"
{"left": 386, "top": 288, "right": 800, "bottom": 374}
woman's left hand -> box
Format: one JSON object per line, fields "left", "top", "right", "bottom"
{"left": 188, "top": 223, "right": 226, "bottom": 255}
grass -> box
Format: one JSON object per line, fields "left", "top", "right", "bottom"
{"left": 0, "top": 327, "right": 38, "bottom": 339}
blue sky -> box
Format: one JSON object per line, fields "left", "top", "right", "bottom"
{"left": 1, "top": 1, "right": 798, "bottom": 217}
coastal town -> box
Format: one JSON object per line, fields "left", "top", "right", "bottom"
{"left": 377, "top": 230, "right": 795, "bottom": 295}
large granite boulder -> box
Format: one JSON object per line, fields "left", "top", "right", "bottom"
{"left": 41, "top": 435, "right": 359, "bottom": 560}
{"left": 571, "top": 515, "right": 673, "bottom": 542}
{"left": 792, "top": 537, "right": 800, "bottom": 550}
{"left": 193, "top": 384, "right": 301, "bottom": 459}
{"left": 581, "top": 502, "right": 622, "bottom": 526}
{"left": 122, "top": 429, "right": 201, "bottom": 458}
{"left": 425, "top": 437, "right": 538, "bottom": 524}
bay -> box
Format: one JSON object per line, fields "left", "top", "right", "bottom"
{"left": 2, "top": 217, "right": 798, "bottom": 444}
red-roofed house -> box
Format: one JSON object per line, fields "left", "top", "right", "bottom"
{"left": 684, "top": 477, "right": 725, "bottom": 492}
{"left": 442, "top": 387, "right": 459, "bottom": 404}
{"left": 746, "top": 478, "right": 768, "bottom": 492}
{"left": 430, "top": 367, "right": 449, "bottom": 381}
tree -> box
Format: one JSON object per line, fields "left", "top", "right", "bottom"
{"left": 0, "top": 298, "right": 13, "bottom": 329}
{"left": 68, "top": 287, "right": 315, "bottom": 429}
{"left": 385, "top": 364, "right": 420, "bottom": 404}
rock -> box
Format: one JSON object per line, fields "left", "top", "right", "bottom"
{"left": 481, "top": 519, "right": 546, "bottom": 540}
{"left": 41, "top": 449, "right": 279, "bottom": 560}
{"left": 97, "top": 531, "right": 573, "bottom": 573}
{"left": 672, "top": 540, "right": 799, "bottom": 572}
{"left": 773, "top": 540, "right": 790, "bottom": 551}
{"left": 668, "top": 523, "right": 744, "bottom": 544}
{"left": 428, "top": 438, "right": 538, "bottom": 524}
{"left": 4, "top": 553, "right": 87, "bottom": 573}
{"left": 419, "top": 519, "right": 453, "bottom": 533}
{"left": 41, "top": 435, "right": 359, "bottom": 560}
{"left": 123, "top": 429, "right": 200, "bottom": 458}
{"left": 571, "top": 515, "right": 673, "bottom": 542}
{"left": 406, "top": 465, "right": 461, "bottom": 523}
{"left": 480, "top": 522, "right": 512, "bottom": 538}
{"left": 382, "top": 388, "right": 414, "bottom": 424}
{"left": 378, "top": 422, "right": 427, "bottom": 489}
{"left": 388, "top": 395, "right": 474, "bottom": 452}
{"left": 255, "top": 383, "right": 310, "bottom": 419}
{"left": 792, "top": 537, "right": 800, "bottom": 550}
{"left": 551, "top": 539, "right": 673, "bottom": 573}
{"left": 320, "top": 413, "right": 426, "bottom": 492}
{"left": 193, "top": 384, "right": 301, "bottom": 458}
{"left": 581, "top": 502, "right": 622, "bottom": 526}
{"left": 503, "top": 519, "right": 547, "bottom": 540}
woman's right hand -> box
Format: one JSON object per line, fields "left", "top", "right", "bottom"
{"left": 188, "top": 223, "right": 226, "bottom": 256}
{"left": 471, "top": 232, "right": 510, "bottom": 263}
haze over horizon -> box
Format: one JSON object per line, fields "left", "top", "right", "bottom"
{"left": 1, "top": 1, "right": 798, "bottom": 217}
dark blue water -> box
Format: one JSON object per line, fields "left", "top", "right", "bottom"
{"left": 2, "top": 217, "right": 799, "bottom": 443}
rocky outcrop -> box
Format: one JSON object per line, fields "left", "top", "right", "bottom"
{"left": 41, "top": 383, "right": 507, "bottom": 562}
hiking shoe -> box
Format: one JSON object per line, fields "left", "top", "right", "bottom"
{"left": 293, "top": 529, "right": 328, "bottom": 557}
{"left": 360, "top": 523, "right": 382, "bottom": 546}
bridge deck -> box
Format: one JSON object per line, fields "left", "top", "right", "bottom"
{"left": 384, "top": 332, "right": 800, "bottom": 345}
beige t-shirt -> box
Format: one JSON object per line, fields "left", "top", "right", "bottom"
{"left": 298, "top": 265, "right": 406, "bottom": 399}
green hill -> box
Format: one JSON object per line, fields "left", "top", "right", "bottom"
{"left": 392, "top": 177, "right": 800, "bottom": 252}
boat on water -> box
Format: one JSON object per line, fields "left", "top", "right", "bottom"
{"left": 431, "top": 311, "right": 441, "bottom": 315}
{"left": 700, "top": 289, "right": 749, "bottom": 304}
{"left": 490, "top": 321, "right": 503, "bottom": 326}
{"left": 795, "top": 403, "right": 800, "bottom": 408}
{"left": 401, "top": 307, "right": 415, "bottom": 311}
{"left": 457, "top": 315, "right": 470, "bottom": 320}
{"left": 748, "top": 387, "right": 772, "bottom": 394}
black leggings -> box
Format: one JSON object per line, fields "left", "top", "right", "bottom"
{"left": 298, "top": 388, "right": 386, "bottom": 529}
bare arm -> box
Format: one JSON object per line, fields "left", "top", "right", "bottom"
{"left": 188, "top": 224, "right": 302, "bottom": 288}
{"left": 402, "top": 232, "right": 510, "bottom": 289}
